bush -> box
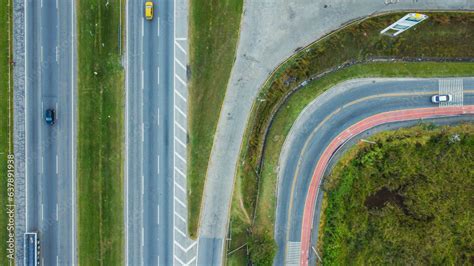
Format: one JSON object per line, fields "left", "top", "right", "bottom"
{"left": 248, "top": 232, "right": 277, "bottom": 266}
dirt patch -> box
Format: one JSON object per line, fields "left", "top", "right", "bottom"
{"left": 365, "top": 187, "right": 405, "bottom": 211}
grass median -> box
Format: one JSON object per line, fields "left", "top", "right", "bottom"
{"left": 188, "top": 0, "right": 243, "bottom": 238}
{"left": 77, "top": 1, "right": 124, "bottom": 265}
{"left": 227, "top": 11, "right": 474, "bottom": 264}
{"left": 0, "top": 1, "right": 13, "bottom": 264}
{"left": 319, "top": 124, "right": 474, "bottom": 264}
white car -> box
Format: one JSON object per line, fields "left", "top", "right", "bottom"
{"left": 431, "top": 94, "right": 452, "bottom": 103}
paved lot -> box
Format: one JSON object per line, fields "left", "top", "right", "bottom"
{"left": 198, "top": 0, "right": 474, "bottom": 264}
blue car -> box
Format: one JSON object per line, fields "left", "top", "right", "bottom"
{"left": 45, "top": 109, "right": 55, "bottom": 125}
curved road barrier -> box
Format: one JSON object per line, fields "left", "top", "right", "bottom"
{"left": 300, "top": 106, "right": 474, "bottom": 265}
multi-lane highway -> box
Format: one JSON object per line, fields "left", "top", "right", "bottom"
{"left": 24, "top": 0, "right": 75, "bottom": 265}
{"left": 275, "top": 78, "right": 474, "bottom": 265}
{"left": 126, "top": 1, "right": 175, "bottom": 265}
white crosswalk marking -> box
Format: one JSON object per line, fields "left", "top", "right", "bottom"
{"left": 438, "top": 79, "right": 463, "bottom": 107}
{"left": 286, "top": 241, "right": 301, "bottom": 265}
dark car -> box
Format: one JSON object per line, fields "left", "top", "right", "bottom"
{"left": 45, "top": 109, "right": 55, "bottom": 125}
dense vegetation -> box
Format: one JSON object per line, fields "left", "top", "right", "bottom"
{"left": 320, "top": 124, "right": 474, "bottom": 264}
{"left": 228, "top": 11, "right": 474, "bottom": 265}
{"left": 188, "top": 0, "right": 243, "bottom": 237}
{"left": 0, "top": 1, "right": 12, "bottom": 264}
{"left": 77, "top": 1, "right": 124, "bottom": 264}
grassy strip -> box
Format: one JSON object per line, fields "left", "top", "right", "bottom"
{"left": 228, "top": 11, "right": 474, "bottom": 264}
{"left": 77, "top": 1, "right": 124, "bottom": 265}
{"left": 319, "top": 124, "right": 474, "bottom": 264}
{"left": 0, "top": 1, "right": 13, "bottom": 264}
{"left": 188, "top": 0, "right": 243, "bottom": 237}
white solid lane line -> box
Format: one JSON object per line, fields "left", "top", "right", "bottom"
{"left": 141, "top": 70, "right": 144, "bottom": 90}
{"left": 141, "top": 19, "right": 144, "bottom": 37}
{"left": 142, "top": 227, "right": 145, "bottom": 247}
{"left": 142, "top": 123, "right": 145, "bottom": 142}
{"left": 157, "top": 19, "right": 160, "bottom": 36}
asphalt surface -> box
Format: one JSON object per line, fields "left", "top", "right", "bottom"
{"left": 305, "top": 115, "right": 474, "bottom": 265}
{"left": 275, "top": 78, "right": 474, "bottom": 265}
{"left": 126, "top": 1, "right": 174, "bottom": 265}
{"left": 198, "top": 2, "right": 474, "bottom": 264}
{"left": 24, "top": 0, "right": 75, "bottom": 265}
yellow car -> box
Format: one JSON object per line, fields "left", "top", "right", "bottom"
{"left": 145, "top": 2, "right": 154, "bottom": 20}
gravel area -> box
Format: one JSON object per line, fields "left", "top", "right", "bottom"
{"left": 13, "top": 0, "right": 25, "bottom": 263}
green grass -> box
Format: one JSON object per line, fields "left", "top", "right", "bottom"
{"left": 228, "top": 11, "right": 474, "bottom": 264}
{"left": 320, "top": 124, "right": 474, "bottom": 264}
{"left": 188, "top": 0, "right": 244, "bottom": 238}
{"left": 77, "top": 1, "right": 124, "bottom": 265}
{"left": 0, "top": 1, "right": 13, "bottom": 265}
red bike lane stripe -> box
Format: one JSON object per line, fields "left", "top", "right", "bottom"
{"left": 300, "top": 106, "right": 474, "bottom": 266}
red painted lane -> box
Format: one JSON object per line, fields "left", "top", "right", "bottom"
{"left": 299, "top": 106, "right": 474, "bottom": 266}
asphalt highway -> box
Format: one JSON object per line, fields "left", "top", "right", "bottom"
{"left": 275, "top": 78, "right": 474, "bottom": 265}
{"left": 24, "top": 0, "right": 75, "bottom": 265}
{"left": 126, "top": 0, "right": 174, "bottom": 265}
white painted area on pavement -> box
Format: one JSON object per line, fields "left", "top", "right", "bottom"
{"left": 175, "top": 41, "right": 187, "bottom": 54}
{"left": 175, "top": 58, "right": 186, "bottom": 70}
{"left": 174, "top": 105, "right": 186, "bottom": 118}
{"left": 175, "top": 75, "right": 187, "bottom": 88}
{"left": 175, "top": 121, "right": 186, "bottom": 133}
{"left": 286, "top": 241, "right": 301, "bottom": 265}
{"left": 439, "top": 79, "right": 463, "bottom": 107}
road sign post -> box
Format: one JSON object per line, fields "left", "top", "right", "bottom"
{"left": 380, "top": 13, "right": 428, "bottom": 37}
